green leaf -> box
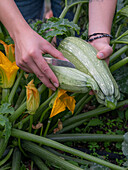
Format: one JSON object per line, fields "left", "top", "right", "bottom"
{"left": 117, "top": 5, "right": 128, "bottom": 17}
{"left": 40, "top": 18, "right": 80, "bottom": 37}
{"left": 0, "top": 103, "right": 14, "bottom": 115}
{"left": 45, "top": 30, "right": 66, "bottom": 39}
{"left": 0, "top": 115, "right": 11, "bottom": 141}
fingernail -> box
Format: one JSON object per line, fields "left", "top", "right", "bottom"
{"left": 98, "top": 53, "right": 104, "bottom": 59}
{"left": 53, "top": 83, "right": 59, "bottom": 88}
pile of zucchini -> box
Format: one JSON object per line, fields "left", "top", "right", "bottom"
{"left": 50, "top": 37, "right": 120, "bottom": 109}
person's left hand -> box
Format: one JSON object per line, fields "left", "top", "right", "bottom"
{"left": 89, "top": 37, "right": 113, "bottom": 65}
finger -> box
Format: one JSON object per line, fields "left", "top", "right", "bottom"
{"left": 42, "top": 41, "right": 69, "bottom": 61}
{"left": 29, "top": 59, "right": 57, "bottom": 91}
{"left": 97, "top": 45, "right": 113, "bottom": 59}
{"left": 31, "top": 54, "right": 59, "bottom": 90}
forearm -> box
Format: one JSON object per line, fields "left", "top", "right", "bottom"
{"left": 0, "top": 0, "right": 31, "bottom": 41}
{"left": 89, "top": 0, "right": 117, "bottom": 35}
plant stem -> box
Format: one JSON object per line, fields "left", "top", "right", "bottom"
{"left": 18, "top": 138, "right": 28, "bottom": 157}
{"left": 29, "top": 154, "right": 49, "bottom": 170}
{"left": 110, "top": 56, "right": 128, "bottom": 72}
{"left": 12, "top": 148, "right": 21, "bottom": 170}
{"left": 29, "top": 115, "right": 33, "bottom": 133}
{"left": 14, "top": 94, "right": 54, "bottom": 129}
{"left": 38, "top": 84, "right": 46, "bottom": 95}
{"left": 62, "top": 99, "right": 128, "bottom": 127}
{"left": 47, "top": 134, "right": 124, "bottom": 142}
{"left": 109, "top": 45, "right": 128, "bottom": 63}
{"left": 44, "top": 119, "right": 51, "bottom": 137}
{"left": 44, "top": 146, "right": 93, "bottom": 166}
{"left": 2, "top": 88, "right": 10, "bottom": 103}
{"left": 59, "top": 6, "right": 69, "bottom": 19}
{"left": 74, "top": 95, "right": 93, "bottom": 116}
{"left": 34, "top": 107, "right": 50, "bottom": 135}
{"left": 11, "top": 129, "right": 125, "bottom": 170}
{"left": 8, "top": 70, "right": 24, "bottom": 104}
{"left": 9, "top": 102, "right": 26, "bottom": 122}
{"left": 33, "top": 93, "right": 55, "bottom": 123}
{"left": 73, "top": 3, "right": 82, "bottom": 24}
{"left": 0, "top": 138, "right": 8, "bottom": 159}
{"left": 65, "top": 0, "right": 67, "bottom": 7}
{"left": 22, "top": 141, "right": 82, "bottom": 170}
{"left": 0, "top": 148, "right": 13, "bottom": 167}
{"left": 14, "top": 88, "right": 26, "bottom": 110}
{"left": 112, "top": 24, "right": 123, "bottom": 51}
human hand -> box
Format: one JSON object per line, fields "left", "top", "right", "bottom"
{"left": 89, "top": 37, "right": 113, "bottom": 65}
{"left": 14, "top": 28, "right": 67, "bottom": 91}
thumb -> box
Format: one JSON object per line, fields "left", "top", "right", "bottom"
{"left": 97, "top": 45, "right": 113, "bottom": 60}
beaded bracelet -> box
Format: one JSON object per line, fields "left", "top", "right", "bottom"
{"left": 87, "top": 33, "right": 113, "bottom": 42}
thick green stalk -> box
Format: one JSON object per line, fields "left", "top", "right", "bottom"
{"left": 8, "top": 70, "right": 24, "bottom": 104}
{"left": 38, "top": 84, "right": 47, "bottom": 95}
{"left": 14, "top": 88, "right": 26, "bottom": 110}
{"left": 112, "top": 24, "right": 123, "bottom": 51}
{"left": 47, "top": 134, "right": 124, "bottom": 142}
{"left": 44, "top": 146, "right": 93, "bottom": 166}
{"left": 2, "top": 88, "right": 10, "bottom": 103}
{"left": 62, "top": 99, "right": 128, "bottom": 127}
{"left": 12, "top": 148, "right": 21, "bottom": 170}
{"left": 22, "top": 141, "right": 82, "bottom": 170}
{"left": 65, "top": 0, "right": 67, "bottom": 7}
{"left": 73, "top": 3, "right": 82, "bottom": 24}
{"left": 0, "top": 138, "right": 8, "bottom": 159}
{"left": 59, "top": 6, "right": 69, "bottom": 19}
{"left": 29, "top": 154, "right": 49, "bottom": 170}
{"left": 110, "top": 57, "right": 128, "bottom": 72}
{"left": 11, "top": 128, "right": 125, "bottom": 170}
{"left": 109, "top": 45, "right": 128, "bottom": 63}
{"left": 74, "top": 95, "right": 93, "bottom": 116}
{"left": 29, "top": 115, "right": 33, "bottom": 133}
{"left": 9, "top": 102, "right": 26, "bottom": 122}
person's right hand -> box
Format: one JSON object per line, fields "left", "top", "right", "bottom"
{"left": 14, "top": 28, "right": 67, "bottom": 91}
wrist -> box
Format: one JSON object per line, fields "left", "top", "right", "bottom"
{"left": 10, "top": 21, "right": 31, "bottom": 42}
{"left": 87, "top": 33, "right": 112, "bottom": 44}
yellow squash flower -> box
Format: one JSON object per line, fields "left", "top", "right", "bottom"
{"left": 26, "top": 80, "right": 40, "bottom": 115}
{"left": 0, "top": 51, "right": 19, "bottom": 88}
{"left": 0, "top": 40, "right": 15, "bottom": 62}
{"left": 50, "top": 89, "right": 76, "bottom": 118}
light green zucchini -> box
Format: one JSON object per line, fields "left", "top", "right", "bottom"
{"left": 58, "top": 37, "right": 120, "bottom": 109}
{"left": 50, "top": 65, "right": 99, "bottom": 94}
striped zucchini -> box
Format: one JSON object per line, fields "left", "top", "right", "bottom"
{"left": 50, "top": 65, "right": 99, "bottom": 93}
{"left": 58, "top": 37, "right": 120, "bottom": 109}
